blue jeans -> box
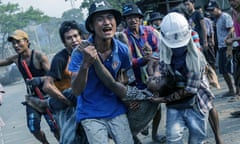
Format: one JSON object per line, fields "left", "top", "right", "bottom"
{"left": 166, "top": 107, "right": 208, "bottom": 144}
{"left": 26, "top": 105, "right": 57, "bottom": 133}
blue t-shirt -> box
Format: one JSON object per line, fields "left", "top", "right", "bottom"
{"left": 216, "top": 12, "right": 233, "bottom": 48}
{"left": 68, "top": 36, "right": 132, "bottom": 122}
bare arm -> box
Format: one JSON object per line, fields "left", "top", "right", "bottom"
{"left": 93, "top": 56, "right": 151, "bottom": 103}
{"left": 42, "top": 76, "right": 72, "bottom": 106}
{"left": 232, "top": 37, "right": 240, "bottom": 42}
{"left": 200, "top": 19, "right": 208, "bottom": 48}
{"left": 71, "top": 70, "right": 88, "bottom": 96}
{"left": 225, "top": 27, "right": 236, "bottom": 43}
{"left": 0, "top": 55, "right": 17, "bottom": 66}
{"left": 211, "top": 32, "right": 215, "bottom": 46}
{"left": 71, "top": 45, "right": 97, "bottom": 96}
{"left": 93, "top": 56, "right": 127, "bottom": 98}
{"left": 225, "top": 27, "right": 235, "bottom": 56}
{"left": 225, "top": 27, "right": 235, "bottom": 41}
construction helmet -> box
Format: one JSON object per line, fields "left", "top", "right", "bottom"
{"left": 160, "top": 12, "right": 191, "bottom": 48}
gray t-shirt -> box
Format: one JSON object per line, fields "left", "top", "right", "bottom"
{"left": 216, "top": 12, "right": 233, "bottom": 48}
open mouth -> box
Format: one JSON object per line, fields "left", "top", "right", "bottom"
{"left": 103, "top": 27, "right": 112, "bottom": 33}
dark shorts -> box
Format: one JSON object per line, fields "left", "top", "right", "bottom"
{"left": 26, "top": 105, "right": 57, "bottom": 133}
{"left": 218, "top": 47, "right": 233, "bottom": 74}
{"left": 48, "top": 88, "right": 77, "bottom": 112}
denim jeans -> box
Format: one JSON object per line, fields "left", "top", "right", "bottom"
{"left": 81, "top": 114, "right": 134, "bottom": 144}
{"left": 166, "top": 107, "right": 208, "bottom": 144}
{"left": 26, "top": 105, "right": 57, "bottom": 133}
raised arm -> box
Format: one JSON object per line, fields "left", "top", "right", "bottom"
{"left": 71, "top": 45, "right": 97, "bottom": 96}
{"left": 42, "top": 76, "right": 72, "bottom": 106}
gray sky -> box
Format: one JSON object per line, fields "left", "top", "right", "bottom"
{"left": 1, "top": 0, "right": 83, "bottom": 18}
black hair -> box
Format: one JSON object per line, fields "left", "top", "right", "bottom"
{"left": 59, "top": 20, "right": 82, "bottom": 43}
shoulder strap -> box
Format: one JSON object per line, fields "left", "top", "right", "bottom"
{"left": 29, "top": 50, "right": 34, "bottom": 68}
{"left": 129, "top": 35, "right": 144, "bottom": 58}
{"left": 17, "top": 55, "right": 29, "bottom": 80}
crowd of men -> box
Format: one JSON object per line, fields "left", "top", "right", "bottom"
{"left": 1, "top": 0, "right": 240, "bottom": 144}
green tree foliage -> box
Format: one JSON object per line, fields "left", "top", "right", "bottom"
{"left": 0, "top": 3, "right": 50, "bottom": 58}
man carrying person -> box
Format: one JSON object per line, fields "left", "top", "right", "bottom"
{"left": 122, "top": 3, "right": 165, "bottom": 143}
{"left": 0, "top": 29, "right": 59, "bottom": 144}
{"left": 148, "top": 12, "right": 215, "bottom": 144}
{"left": 68, "top": 1, "right": 134, "bottom": 143}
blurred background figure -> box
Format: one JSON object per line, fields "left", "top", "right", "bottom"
{"left": 148, "top": 12, "right": 164, "bottom": 31}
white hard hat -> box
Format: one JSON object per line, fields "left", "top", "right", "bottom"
{"left": 160, "top": 12, "right": 191, "bottom": 48}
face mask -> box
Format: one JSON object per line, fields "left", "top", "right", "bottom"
{"left": 172, "top": 46, "right": 187, "bottom": 57}
{"left": 171, "top": 46, "right": 187, "bottom": 72}
{"left": 153, "top": 24, "right": 161, "bottom": 31}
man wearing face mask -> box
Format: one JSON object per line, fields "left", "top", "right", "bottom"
{"left": 148, "top": 12, "right": 215, "bottom": 143}
{"left": 148, "top": 12, "right": 164, "bottom": 32}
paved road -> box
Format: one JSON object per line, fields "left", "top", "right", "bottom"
{"left": 0, "top": 75, "right": 240, "bottom": 144}
{"left": 0, "top": 81, "right": 58, "bottom": 144}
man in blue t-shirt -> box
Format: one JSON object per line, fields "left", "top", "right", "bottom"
{"left": 68, "top": 1, "right": 134, "bottom": 144}
{"left": 206, "top": 1, "right": 235, "bottom": 98}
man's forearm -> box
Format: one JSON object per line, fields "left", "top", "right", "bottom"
{"left": 165, "top": 89, "right": 194, "bottom": 102}
{"left": 43, "top": 82, "right": 71, "bottom": 105}
{"left": 233, "top": 37, "right": 240, "bottom": 42}
{"left": 93, "top": 57, "right": 127, "bottom": 98}
{"left": 71, "top": 67, "right": 88, "bottom": 96}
